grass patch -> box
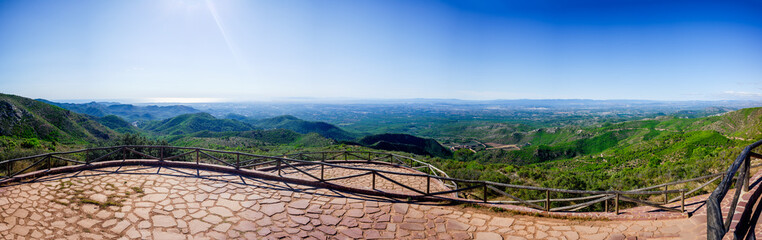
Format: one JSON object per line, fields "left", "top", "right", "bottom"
{"left": 51, "top": 199, "right": 70, "bottom": 206}
{"left": 79, "top": 198, "right": 101, "bottom": 206}
{"left": 79, "top": 197, "right": 123, "bottom": 209}
{"left": 58, "top": 180, "right": 73, "bottom": 189}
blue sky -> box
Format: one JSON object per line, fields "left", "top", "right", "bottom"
{"left": 0, "top": 0, "right": 761, "bottom": 102}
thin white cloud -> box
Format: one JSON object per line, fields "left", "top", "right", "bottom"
{"left": 455, "top": 90, "right": 525, "bottom": 100}
{"left": 139, "top": 97, "right": 228, "bottom": 103}
{"left": 720, "top": 91, "right": 762, "bottom": 99}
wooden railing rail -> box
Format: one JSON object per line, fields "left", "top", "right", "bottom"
{"left": 284, "top": 150, "right": 456, "bottom": 188}
{"left": 1, "top": 145, "right": 744, "bottom": 216}
{"left": 707, "top": 139, "right": 762, "bottom": 240}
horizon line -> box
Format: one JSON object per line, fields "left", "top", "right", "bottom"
{"left": 39, "top": 97, "right": 762, "bottom": 105}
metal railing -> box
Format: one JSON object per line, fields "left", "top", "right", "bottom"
{"left": 707, "top": 139, "right": 762, "bottom": 240}
{"left": 0, "top": 145, "right": 740, "bottom": 215}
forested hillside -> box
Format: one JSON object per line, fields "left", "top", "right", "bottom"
{"left": 141, "top": 113, "right": 256, "bottom": 135}
{"left": 432, "top": 107, "right": 762, "bottom": 201}
{"left": 357, "top": 133, "right": 452, "bottom": 158}
{"left": 0, "top": 93, "right": 117, "bottom": 144}
{"left": 244, "top": 115, "right": 359, "bottom": 141}
{"left": 96, "top": 115, "right": 140, "bottom": 134}
{"left": 167, "top": 130, "right": 335, "bottom": 152}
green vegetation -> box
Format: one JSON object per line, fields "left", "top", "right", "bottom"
{"left": 356, "top": 133, "right": 452, "bottom": 158}
{"left": 142, "top": 113, "right": 256, "bottom": 135}
{"left": 79, "top": 197, "right": 123, "bottom": 209}
{"left": 0, "top": 93, "right": 117, "bottom": 144}
{"left": 96, "top": 115, "right": 140, "bottom": 134}
{"left": 243, "top": 115, "right": 360, "bottom": 141}
{"left": 422, "top": 108, "right": 761, "bottom": 206}
{"left": 166, "top": 129, "right": 334, "bottom": 151}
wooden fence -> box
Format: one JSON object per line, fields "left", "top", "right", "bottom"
{"left": 707, "top": 139, "right": 762, "bottom": 240}
{"left": 0, "top": 145, "right": 747, "bottom": 216}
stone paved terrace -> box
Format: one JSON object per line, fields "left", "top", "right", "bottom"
{"left": 0, "top": 164, "right": 712, "bottom": 240}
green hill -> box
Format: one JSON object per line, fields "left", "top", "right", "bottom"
{"left": 699, "top": 107, "right": 762, "bottom": 140}
{"left": 167, "top": 129, "right": 334, "bottom": 150}
{"left": 0, "top": 93, "right": 118, "bottom": 143}
{"left": 357, "top": 133, "right": 452, "bottom": 158}
{"left": 142, "top": 113, "right": 256, "bottom": 135}
{"left": 96, "top": 115, "right": 140, "bottom": 134}
{"left": 247, "top": 115, "right": 359, "bottom": 141}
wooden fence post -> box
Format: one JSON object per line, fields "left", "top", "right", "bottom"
{"left": 545, "top": 190, "right": 550, "bottom": 211}
{"left": 664, "top": 185, "right": 668, "bottom": 204}
{"left": 372, "top": 171, "right": 376, "bottom": 190}
{"left": 196, "top": 149, "right": 200, "bottom": 177}
{"left": 681, "top": 189, "right": 685, "bottom": 213}
{"left": 615, "top": 193, "right": 620, "bottom": 215}
{"left": 483, "top": 183, "right": 488, "bottom": 203}
{"left": 277, "top": 159, "right": 282, "bottom": 176}
{"left": 236, "top": 153, "right": 240, "bottom": 170}
{"left": 426, "top": 175, "right": 430, "bottom": 195}
{"left": 604, "top": 198, "right": 608, "bottom": 212}
{"left": 320, "top": 163, "right": 325, "bottom": 181}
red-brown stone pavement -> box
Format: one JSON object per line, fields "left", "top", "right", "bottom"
{"left": 0, "top": 162, "right": 760, "bottom": 239}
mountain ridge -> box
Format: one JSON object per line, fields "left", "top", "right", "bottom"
{"left": 0, "top": 93, "right": 118, "bottom": 143}
{"left": 356, "top": 133, "right": 452, "bottom": 158}
{"left": 37, "top": 99, "right": 201, "bottom": 121}
{"left": 142, "top": 113, "right": 257, "bottom": 135}
{"left": 244, "top": 115, "right": 359, "bottom": 141}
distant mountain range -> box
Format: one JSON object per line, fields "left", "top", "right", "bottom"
{"left": 37, "top": 99, "right": 200, "bottom": 122}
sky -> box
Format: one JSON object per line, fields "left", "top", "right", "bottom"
{"left": 0, "top": 0, "right": 761, "bottom": 103}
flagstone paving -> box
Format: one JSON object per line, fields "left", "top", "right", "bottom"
{"left": 0, "top": 165, "right": 708, "bottom": 240}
